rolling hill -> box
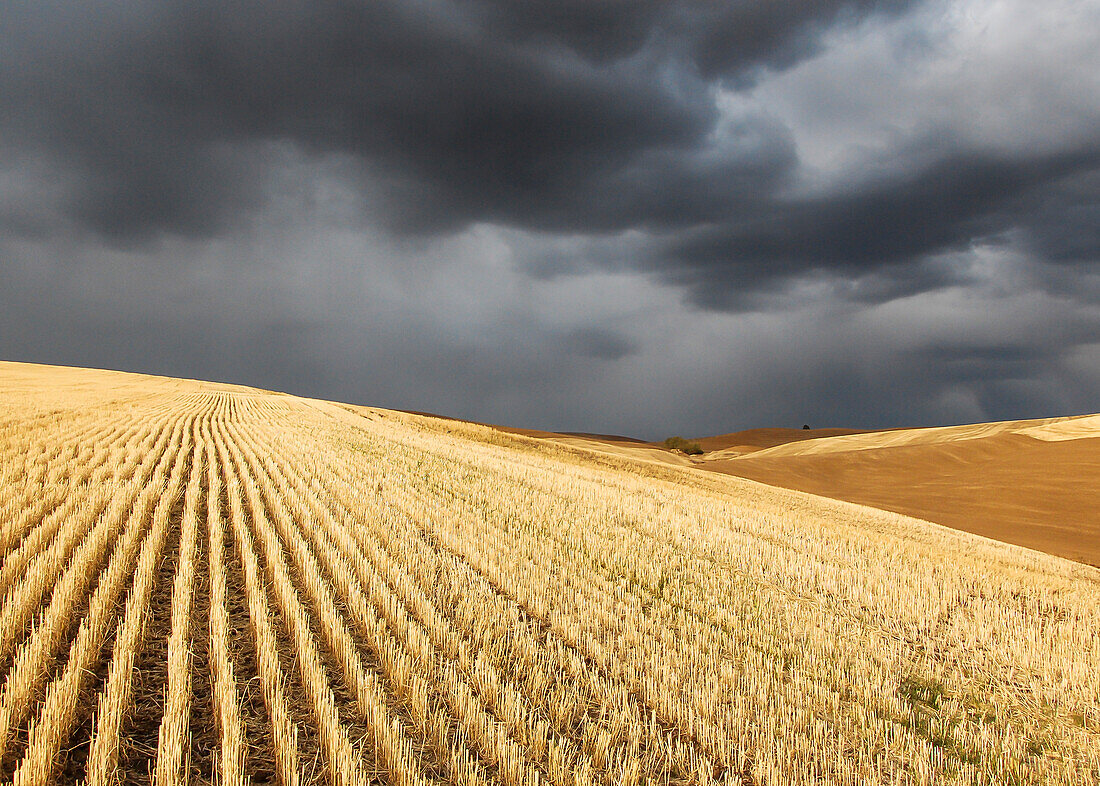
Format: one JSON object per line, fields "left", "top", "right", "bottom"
{"left": 1, "top": 361, "right": 1098, "bottom": 784}
{"left": 508, "top": 416, "right": 1100, "bottom": 568}
{"left": 693, "top": 416, "right": 1100, "bottom": 568}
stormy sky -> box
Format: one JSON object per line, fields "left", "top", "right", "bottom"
{"left": 2, "top": 0, "right": 1098, "bottom": 438}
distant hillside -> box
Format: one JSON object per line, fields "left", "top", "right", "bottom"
{"left": 698, "top": 414, "right": 1100, "bottom": 567}
{"left": 493, "top": 413, "right": 1100, "bottom": 567}
{"left": 690, "top": 426, "right": 876, "bottom": 455}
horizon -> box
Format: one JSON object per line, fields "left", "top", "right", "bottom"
{"left": 2, "top": 0, "right": 1099, "bottom": 438}
{"left": 5, "top": 358, "right": 1096, "bottom": 445}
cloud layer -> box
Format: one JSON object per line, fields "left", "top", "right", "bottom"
{"left": 2, "top": 0, "right": 1098, "bottom": 435}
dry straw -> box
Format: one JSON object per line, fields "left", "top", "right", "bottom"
{"left": 0, "top": 361, "right": 1096, "bottom": 785}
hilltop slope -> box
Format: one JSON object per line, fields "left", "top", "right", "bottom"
{"left": 695, "top": 415, "right": 1100, "bottom": 567}
{"left": 1, "top": 361, "right": 1098, "bottom": 784}
{"left": 691, "top": 426, "right": 875, "bottom": 456}
{"left": 482, "top": 412, "right": 1100, "bottom": 567}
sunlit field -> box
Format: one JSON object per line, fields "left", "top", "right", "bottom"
{"left": 1, "top": 361, "right": 1098, "bottom": 785}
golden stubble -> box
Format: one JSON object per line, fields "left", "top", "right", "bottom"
{"left": 0, "top": 361, "right": 1097, "bottom": 786}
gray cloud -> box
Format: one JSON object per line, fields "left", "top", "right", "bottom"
{"left": 663, "top": 147, "right": 1100, "bottom": 307}
{"left": 1, "top": 0, "right": 1099, "bottom": 435}
{"left": 563, "top": 327, "right": 639, "bottom": 360}
{"left": 4, "top": 0, "right": 1096, "bottom": 294}
{"left": 670, "top": 0, "right": 920, "bottom": 80}
{"left": 0, "top": 0, "right": 933, "bottom": 247}
{"left": 2, "top": 0, "right": 710, "bottom": 239}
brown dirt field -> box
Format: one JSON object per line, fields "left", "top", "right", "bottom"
{"left": 701, "top": 430, "right": 1100, "bottom": 568}
{"left": 690, "top": 427, "right": 874, "bottom": 453}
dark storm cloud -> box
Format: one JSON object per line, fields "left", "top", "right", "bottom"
{"left": 912, "top": 344, "right": 1048, "bottom": 383}
{"left": 668, "top": 0, "right": 919, "bottom": 80}
{"left": 563, "top": 327, "right": 638, "bottom": 360}
{"left": 1024, "top": 168, "right": 1100, "bottom": 264}
{"left": 0, "top": 263, "right": 328, "bottom": 395}
{"left": 464, "top": 0, "right": 670, "bottom": 61}
{"left": 1, "top": 0, "right": 702, "bottom": 239}
{"left": 665, "top": 148, "right": 1100, "bottom": 307}
{"left": 0, "top": 0, "right": 924, "bottom": 245}
{"left": 2, "top": 0, "right": 1100, "bottom": 436}
{"left": 5, "top": 0, "right": 1097, "bottom": 303}
{"left": 466, "top": 0, "right": 921, "bottom": 78}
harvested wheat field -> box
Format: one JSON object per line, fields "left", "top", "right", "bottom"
{"left": 1, "top": 361, "right": 1099, "bottom": 786}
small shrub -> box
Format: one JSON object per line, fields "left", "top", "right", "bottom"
{"left": 662, "top": 436, "right": 703, "bottom": 455}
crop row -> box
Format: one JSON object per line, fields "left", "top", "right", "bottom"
{"left": 0, "top": 381, "right": 1097, "bottom": 785}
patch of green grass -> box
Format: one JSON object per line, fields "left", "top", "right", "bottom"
{"left": 897, "top": 674, "right": 948, "bottom": 710}
{"left": 894, "top": 675, "right": 985, "bottom": 768}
